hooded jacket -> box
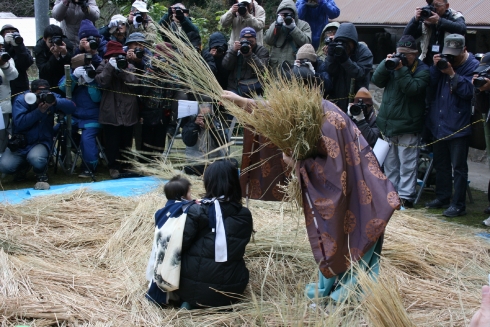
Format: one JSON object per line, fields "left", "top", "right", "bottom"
{"left": 175, "top": 201, "right": 252, "bottom": 308}
{"left": 0, "top": 59, "right": 19, "bottom": 114}
{"left": 372, "top": 58, "right": 430, "bottom": 137}
{"left": 296, "top": 0, "right": 340, "bottom": 49}
{"left": 219, "top": 1, "right": 266, "bottom": 47}
{"left": 264, "top": 0, "right": 312, "bottom": 71}
{"left": 318, "top": 23, "right": 373, "bottom": 112}
{"left": 52, "top": 0, "right": 100, "bottom": 46}
{"left": 202, "top": 32, "right": 230, "bottom": 89}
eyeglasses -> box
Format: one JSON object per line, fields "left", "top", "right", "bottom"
{"left": 325, "top": 30, "right": 336, "bottom": 35}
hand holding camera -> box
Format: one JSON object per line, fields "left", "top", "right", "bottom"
{"left": 37, "top": 91, "right": 57, "bottom": 113}
{"left": 237, "top": 2, "right": 248, "bottom": 16}
{"left": 385, "top": 53, "right": 407, "bottom": 71}
{"left": 284, "top": 19, "right": 296, "bottom": 30}
{"left": 348, "top": 100, "right": 366, "bottom": 122}
{"left": 276, "top": 15, "right": 284, "bottom": 25}
{"left": 233, "top": 41, "right": 241, "bottom": 53}
{"left": 433, "top": 54, "right": 455, "bottom": 75}
{"left": 473, "top": 71, "right": 490, "bottom": 92}
{"left": 4, "top": 32, "right": 23, "bottom": 46}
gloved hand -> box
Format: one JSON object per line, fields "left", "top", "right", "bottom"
{"left": 335, "top": 46, "right": 349, "bottom": 63}
{"left": 133, "top": 20, "right": 141, "bottom": 29}
{"left": 73, "top": 66, "right": 85, "bottom": 79}
{"left": 80, "top": 66, "right": 95, "bottom": 84}
{"left": 327, "top": 43, "right": 336, "bottom": 57}
{"left": 4, "top": 33, "right": 17, "bottom": 46}
{"left": 276, "top": 15, "right": 284, "bottom": 25}
{"left": 348, "top": 104, "right": 365, "bottom": 122}
{"left": 284, "top": 20, "right": 296, "bottom": 30}
{"left": 108, "top": 19, "right": 119, "bottom": 29}
{"left": 294, "top": 60, "right": 315, "bottom": 74}
{"left": 109, "top": 57, "right": 118, "bottom": 69}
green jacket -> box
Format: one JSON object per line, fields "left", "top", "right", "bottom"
{"left": 371, "top": 58, "right": 430, "bottom": 137}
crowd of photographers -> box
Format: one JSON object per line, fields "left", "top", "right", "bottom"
{"left": 0, "top": 0, "right": 490, "bottom": 222}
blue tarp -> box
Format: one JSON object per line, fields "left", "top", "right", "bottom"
{"left": 0, "top": 177, "right": 164, "bottom": 205}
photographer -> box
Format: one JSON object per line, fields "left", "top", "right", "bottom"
{"left": 222, "top": 28, "right": 269, "bottom": 95}
{"left": 371, "top": 35, "right": 430, "bottom": 208}
{"left": 33, "top": 25, "right": 74, "bottom": 93}
{"left": 99, "top": 14, "right": 129, "bottom": 45}
{"left": 202, "top": 32, "right": 230, "bottom": 89}
{"left": 263, "top": 0, "right": 311, "bottom": 73}
{"left": 0, "top": 24, "right": 33, "bottom": 101}
{"left": 52, "top": 0, "right": 100, "bottom": 46}
{"left": 0, "top": 79, "right": 75, "bottom": 189}
{"left": 403, "top": 0, "right": 466, "bottom": 66}
{"left": 317, "top": 22, "right": 373, "bottom": 112}
{"left": 73, "top": 19, "right": 106, "bottom": 68}
{"left": 159, "top": 3, "right": 201, "bottom": 50}
{"left": 128, "top": 0, "right": 158, "bottom": 45}
{"left": 125, "top": 32, "right": 151, "bottom": 72}
{"left": 347, "top": 88, "right": 379, "bottom": 148}
{"left": 425, "top": 34, "right": 479, "bottom": 217}
{"left": 296, "top": 0, "right": 340, "bottom": 50}
{"left": 57, "top": 54, "right": 102, "bottom": 177}
{"left": 0, "top": 35, "right": 19, "bottom": 154}
{"left": 317, "top": 21, "right": 339, "bottom": 61}
{"left": 95, "top": 41, "right": 140, "bottom": 179}
{"left": 219, "top": 0, "right": 265, "bottom": 46}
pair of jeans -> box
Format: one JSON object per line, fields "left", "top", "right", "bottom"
{"left": 0, "top": 144, "right": 49, "bottom": 175}
{"left": 432, "top": 136, "right": 469, "bottom": 210}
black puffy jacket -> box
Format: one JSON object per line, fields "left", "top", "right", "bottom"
{"left": 175, "top": 201, "right": 253, "bottom": 308}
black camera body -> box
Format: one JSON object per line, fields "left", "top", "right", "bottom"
{"left": 38, "top": 91, "right": 56, "bottom": 105}
{"left": 350, "top": 99, "right": 367, "bottom": 117}
{"left": 86, "top": 35, "right": 99, "bottom": 50}
{"left": 51, "top": 35, "right": 63, "bottom": 46}
{"left": 83, "top": 53, "right": 96, "bottom": 78}
{"left": 134, "top": 47, "right": 145, "bottom": 59}
{"left": 420, "top": 5, "right": 435, "bottom": 21}
{"left": 385, "top": 53, "right": 408, "bottom": 71}
{"left": 324, "top": 37, "right": 332, "bottom": 46}
{"left": 174, "top": 6, "right": 189, "bottom": 17}
{"left": 436, "top": 54, "right": 454, "bottom": 70}
{"left": 240, "top": 40, "right": 251, "bottom": 55}
{"left": 134, "top": 11, "right": 144, "bottom": 23}
{"left": 237, "top": 2, "right": 248, "bottom": 15}
{"left": 283, "top": 13, "right": 294, "bottom": 25}
{"left": 215, "top": 46, "right": 225, "bottom": 55}
{"left": 0, "top": 51, "right": 10, "bottom": 62}
{"left": 11, "top": 32, "right": 23, "bottom": 45}
{"left": 473, "top": 68, "right": 490, "bottom": 88}
{"left": 116, "top": 54, "right": 128, "bottom": 69}
{"left": 7, "top": 134, "right": 27, "bottom": 152}
{"left": 330, "top": 41, "right": 346, "bottom": 56}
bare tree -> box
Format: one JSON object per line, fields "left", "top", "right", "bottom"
{"left": 0, "top": 0, "right": 34, "bottom": 17}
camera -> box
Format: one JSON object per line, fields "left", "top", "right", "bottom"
{"left": 237, "top": 2, "right": 248, "bottom": 15}
{"left": 350, "top": 99, "right": 367, "bottom": 117}
{"left": 134, "top": 47, "right": 145, "bottom": 59}
{"left": 173, "top": 6, "right": 189, "bottom": 19}
{"left": 116, "top": 54, "right": 128, "bottom": 69}
{"left": 37, "top": 91, "right": 56, "bottom": 105}
{"left": 385, "top": 53, "right": 408, "bottom": 71}
{"left": 283, "top": 13, "right": 294, "bottom": 25}
{"left": 420, "top": 5, "right": 435, "bottom": 21}
{"left": 473, "top": 67, "right": 490, "bottom": 88}
{"left": 240, "top": 40, "right": 251, "bottom": 55}
{"left": 51, "top": 35, "right": 63, "bottom": 46}
{"left": 215, "top": 46, "right": 225, "bottom": 55}
{"left": 331, "top": 41, "right": 346, "bottom": 56}
{"left": 0, "top": 51, "right": 10, "bottom": 62}
{"left": 83, "top": 53, "right": 96, "bottom": 78}
{"left": 72, "top": 0, "right": 88, "bottom": 11}
{"left": 436, "top": 54, "right": 454, "bottom": 70}
{"left": 11, "top": 32, "right": 23, "bottom": 45}
{"left": 86, "top": 35, "right": 99, "bottom": 50}
{"left": 7, "top": 134, "right": 27, "bottom": 152}
{"left": 324, "top": 37, "right": 332, "bottom": 46}
{"left": 134, "top": 11, "right": 144, "bottom": 23}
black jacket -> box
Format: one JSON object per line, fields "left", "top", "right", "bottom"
{"left": 202, "top": 32, "right": 230, "bottom": 90}
{"left": 4, "top": 42, "right": 33, "bottom": 97}
{"left": 33, "top": 37, "right": 74, "bottom": 92}
{"left": 354, "top": 110, "right": 380, "bottom": 148}
{"left": 175, "top": 201, "right": 253, "bottom": 308}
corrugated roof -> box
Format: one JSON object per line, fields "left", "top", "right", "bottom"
{"left": 333, "top": 0, "right": 489, "bottom": 27}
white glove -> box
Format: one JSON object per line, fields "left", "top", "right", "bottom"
{"left": 305, "top": 61, "right": 315, "bottom": 74}
{"left": 108, "top": 19, "right": 119, "bottom": 29}
{"left": 284, "top": 20, "right": 296, "bottom": 30}
{"left": 80, "top": 68, "right": 95, "bottom": 84}
{"left": 109, "top": 57, "right": 118, "bottom": 69}
{"left": 348, "top": 104, "right": 365, "bottom": 121}
{"left": 73, "top": 66, "right": 85, "bottom": 79}
{"left": 4, "top": 33, "right": 16, "bottom": 46}
{"left": 276, "top": 15, "right": 284, "bottom": 24}
{"left": 133, "top": 20, "right": 141, "bottom": 29}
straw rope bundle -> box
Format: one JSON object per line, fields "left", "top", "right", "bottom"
{"left": 1, "top": 184, "right": 488, "bottom": 326}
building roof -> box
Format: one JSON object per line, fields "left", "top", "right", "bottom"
{"left": 332, "top": 0, "right": 489, "bottom": 28}
{"left": 0, "top": 17, "right": 60, "bottom": 47}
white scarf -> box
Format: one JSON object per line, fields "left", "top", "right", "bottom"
{"left": 202, "top": 196, "right": 228, "bottom": 262}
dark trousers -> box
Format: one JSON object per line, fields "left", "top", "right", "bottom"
{"left": 432, "top": 136, "right": 469, "bottom": 210}
{"left": 102, "top": 124, "right": 134, "bottom": 170}
{"left": 141, "top": 120, "right": 170, "bottom": 154}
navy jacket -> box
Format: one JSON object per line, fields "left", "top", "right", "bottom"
{"left": 73, "top": 38, "right": 108, "bottom": 69}
{"left": 12, "top": 92, "right": 76, "bottom": 155}
{"left": 427, "top": 53, "right": 479, "bottom": 140}
{"left": 296, "top": 0, "right": 340, "bottom": 49}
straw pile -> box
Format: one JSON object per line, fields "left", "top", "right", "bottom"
{"left": 0, "top": 179, "right": 488, "bottom": 326}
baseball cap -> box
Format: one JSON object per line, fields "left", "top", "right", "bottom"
{"left": 325, "top": 22, "right": 340, "bottom": 31}
{"left": 238, "top": 0, "right": 251, "bottom": 3}
{"left": 240, "top": 27, "right": 256, "bottom": 38}
{"left": 474, "top": 52, "right": 490, "bottom": 73}
{"left": 442, "top": 34, "right": 465, "bottom": 56}
{"left": 132, "top": 0, "right": 149, "bottom": 13}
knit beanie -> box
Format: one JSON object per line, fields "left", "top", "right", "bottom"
{"left": 354, "top": 87, "right": 373, "bottom": 107}
{"left": 104, "top": 40, "right": 126, "bottom": 58}
{"left": 396, "top": 35, "right": 418, "bottom": 54}
{"left": 78, "top": 19, "right": 100, "bottom": 40}
{"left": 296, "top": 44, "right": 317, "bottom": 63}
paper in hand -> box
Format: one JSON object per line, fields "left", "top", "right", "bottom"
{"left": 177, "top": 100, "right": 199, "bottom": 119}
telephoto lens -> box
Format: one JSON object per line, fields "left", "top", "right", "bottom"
{"left": 385, "top": 57, "right": 401, "bottom": 71}
{"left": 237, "top": 2, "right": 247, "bottom": 15}
{"left": 87, "top": 36, "right": 99, "bottom": 50}
{"left": 116, "top": 54, "right": 128, "bottom": 69}
{"left": 436, "top": 54, "right": 453, "bottom": 70}
{"left": 240, "top": 40, "right": 251, "bottom": 55}
{"left": 0, "top": 52, "right": 10, "bottom": 62}
{"left": 52, "top": 36, "right": 63, "bottom": 46}
{"left": 135, "top": 47, "right": 145, "bottom": 59}
{"left": 334, "top": 42, "right": 344, "bottom": 56}
{"left": 38, "top": 92, "right": 56, "bottom": 105}
{"left": 12, "top": 32, "right": 23, "bottom": 45}
{"left": 134, "top": 12, "right": 143, "bottom": 23}
{"left": 284, "top": 14, "right": 293, "bottom": 25}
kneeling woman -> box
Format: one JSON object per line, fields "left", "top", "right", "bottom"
{"left": 177, "top": 160, "right": 253, "bottom": 308}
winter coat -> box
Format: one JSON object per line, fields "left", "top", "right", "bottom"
{"left": 264, "top": 0, "right": 312, "bottom": 72}
{"left": 139, "top": 67, "right": 174, "bottom": 126}
{"left": 95, "top": 60, "right": 139, "bottom": 126}
{"left": 128, "top": 19, "right": 159, "bottom": 45}
{"left": 3, "top": 42, "right": 33, "bottom": 97}
{"left": 159, "top": 15, "right": 201, "bottom": 49}
{"left": 427, "top": 52, "right": 479, "bottom": 140}
{"left": 202, "top": 32, "right": 230, "bottom": 90}
{"left": 219, "top": 1, "right": 266, "bottom": 46}
{"left": 316, "top": 24, "right": 331, "bottom": 61}
{"left": 318, "top": 23, "right": 373, "bottom": 112}
{"left": 52, "top": 0, "right": 100, "bottom": 46}
{"left": 355, "top": 110, "right": 380, "bottom": 148}
{"left": 33, "top": 37, "right": 74, "bottom": 91}
{"left": 371, "top": 58, "right": 430, "bottom": 137}
{"left": 182, "top": 116, "right": 226, "bottom": 162}
{"left": 0, "top": 59, "right": 19, "bottom": 114}
{"left": 222, "top": 44, "right": 269, "bottom": 92}
{"left": 296, "top": 0, "right": 340, "bottom": 49}
{"left": 404, "top": 9, "right": 466, "bottom": 66}
{"left": 11, "top": 92, "right": 75, "bottom": 155}
{"left": 174, "top": 201, "right": 253, "bottom": 308}
{"left": 58, "top": 74, "right": 101, "bottom": 128}
{"left": 73, "top": 38, "right": 108, "bottom": 69}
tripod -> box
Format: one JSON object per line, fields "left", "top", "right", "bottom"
{"left": 50, "top": 114, "right": 96, "bottom": 182}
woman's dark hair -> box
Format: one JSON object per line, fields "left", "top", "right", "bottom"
{"left": 204, "top": 160, "right": 241, "bottom": 203}
{"left": 164, "top": 175, "right": 191, "bottom": 200}
{"left": 43, "top": 24, "right": 64, "bottom": 39}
